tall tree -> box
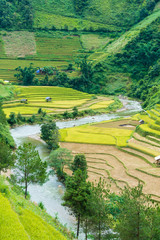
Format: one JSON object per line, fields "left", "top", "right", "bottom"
{"left": 0, "top": 140, "right": 15, "bottom": 174}
{"left": 116, "top": 184, "right": 152, "bottom": 240}
{"left": 89, "top": 178, "right": 112, "bottom": 240}
{"left": 41, "top": 122, "right": 60, "bottom": 150}
{"left": 63, "top": 169, "right": 91, "bottom": 238}
{"left": 49, "top": 148, "right": 73, "bottom": 178}
{"left": 14, "top": 63, "right": 36, "bottom": 85}
{"left": 72, "top": 154, "right": 88, "bottom": 178}
{"left": 14, "top": 143, "right": 48, "bottom": 198}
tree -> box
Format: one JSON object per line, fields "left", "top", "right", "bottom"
{"left": 8, "top": 112, "right": 17, "bottom": 126}
{"left": 41, "top": 122, "right": 60, "bottom": 150}
{"left": 72, "top": 106, "right": 78, "bottom": 118}
{"left": 49, "top": 148, "right": 73, "bottom": 178}
{"left": 14, "top": 63, "right": 36, "bottom": 85}
{"left": 116, "top": 184, "right": 152, "bottom": 240}
{"left": 72, "top": 154, "right": 87, "bottom": 177}
{"left": 0, "top": 140, "right": 15, "bottom": 174}
{"left": 14, "top": 143, "right": 48, "bottom": 198}
{"left": 89, "top": 178, "right": 112, "bottom": 240}
{"left": 63, "top": 169, "right": 91, "bottom": 238}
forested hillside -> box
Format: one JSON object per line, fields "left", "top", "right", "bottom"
{"left": 0, "top": 0, "right": 33, "bottom": 29}
{"left": 90, "top": 8, "right": 160, "bottom": 108}
{"left": 0, "top": 0, "right": 159, "bottom": 108}
{"left": 0, "top": 0, "right": 159, "bottom": 31}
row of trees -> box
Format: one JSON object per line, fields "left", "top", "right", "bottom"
{"left": 14, "top": 57, "right": 98, "bottom": 94}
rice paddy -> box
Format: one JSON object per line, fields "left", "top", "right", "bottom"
{"left": 2, "top": 86, "right": 117, "bottom": 116}
{"left": 2, "top": 86, "right": 94, "bottom": 116}
{"left": 0, "top": 185, "right": 68, "bottom": 240}
{"left": 89, "top": 100, "right": 114, "bottom": 110}
{"left": 0, "top": 31, "right": 83, "bottom": 82}
{"left": 60, "top": 109, "right": 160, "bottom": 201}
{"left": 60, "top": 120, "right": 134, "bottom": 147}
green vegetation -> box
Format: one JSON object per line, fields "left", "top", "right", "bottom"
{"left": 0, "top": 84, "right": 14, "bottom": 100}
{"left": 0, "top": 193, "right": 29, "bottom": 240}
{"left": 0, "top": 0, "right": 33, "bottom": 29}
{"left": 0, "top": 102, "right": 14, "bottom": 147}
{"left": 33, "top": 11, "right": 112, "bottom": 31}
{"left": 14, "top": 143, "right": 48, "bottom": 198}
{"left": 89, "top": 9, "right": 160, "bottom": 103}
{"left": 19, "top": 209, "right": 67, "bottom": 240}
{"left": 116, "top": 185, "right": 160, "bottom": 240}
{"left": 0, "top": 140, "right": 15, "bottom": 173}
{"left": 60, "top": 124, "right": 133, "bottom": 147}
{"left": 0, "top": 176, "right": 72, "bottom": 239}
{"left": 49, "top": 148, "right": 73, "bottom": 180}
{"left": 41, "top": 122, "right": 60, "bottom": 150}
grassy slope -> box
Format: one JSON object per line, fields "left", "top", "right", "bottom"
{"left": 31, "top": 0, "right": 75, "bottom": 17}
{"left": 84, "top": 0, "right": 143, "bottom": 26}
{"left": 89, "top": 9, "right": 160, "bottom": 63}
{"left": 0, "top": 177, "right": 71, "bottom": 240}
{"left": 31, "top": 0, "right": 153, "bottom": 30}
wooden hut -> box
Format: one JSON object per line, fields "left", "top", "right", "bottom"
{"left": 139, "top": 119, "right": 144, "bottom": 124}
{"left": 154, "top": 155, "right": 160, "bottom": 165}
{"left": 46, "top": 97, "right": 52, "bottom": 102}
{"left": 20, "top": 99, "right": 27, "bottom": 103}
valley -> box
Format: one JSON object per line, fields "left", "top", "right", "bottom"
{"left": 0, "top": 0, "right": 160, "bottom": 239}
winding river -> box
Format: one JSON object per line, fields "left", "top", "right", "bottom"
{"left": 10, "top": 98, "right": 142, "bottom": 239}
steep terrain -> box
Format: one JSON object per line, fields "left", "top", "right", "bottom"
{"left": 89, "top": 5, "right": 160, "bottom": 105}
{"left": 0, "top": 176, "right": 72, "bottom": 240}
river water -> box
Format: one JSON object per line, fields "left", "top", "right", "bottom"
{"left": 10, "top": 98, "right": 142, "bottom": 239}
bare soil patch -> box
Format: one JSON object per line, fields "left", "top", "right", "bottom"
{"left": 129, "top": 138, "right": 160, "bottom": 152}
{"left": 123, "top": 147, "right": 156, "bottom": 164}
{"left": 3, "top": 31, "right": 36, "bottom": 58}
{"left": 60, "top": 142, "right": 160, "bottom": 199}
{"left": 133, "top": 133, "right": 160, "bottom": 147}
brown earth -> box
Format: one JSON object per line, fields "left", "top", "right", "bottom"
{"left": 60, "top": 142, "right": 160, "bottom": 200}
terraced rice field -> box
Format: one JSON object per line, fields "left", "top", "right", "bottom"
{"left": 61, "top": 142, "right": 160, "bottom": 201}
{"left": 2, "top": 86, "right": 92, "bottom": 116}
{"left": 0, "top": 190, "right": 67, "bottom": 240}
{"left": 60, "top": 123, "right": 133, "bottom": 147}
{"left": 33, "top": 11, "right": 115, "bottom": 31}
{"left": 0, "top": 31, "right": 82, "bottom": 82}
{"left": 2, "top": 86, "right": 116, "bottom": 116}
{"left": 89, "top": 100, "right": 114, "bottom": 110}
{"left": 35, "top": 36, "right": 82, "bottom": 61}
{"left": 60, "top": 110, "right": 160, "bottom": 201}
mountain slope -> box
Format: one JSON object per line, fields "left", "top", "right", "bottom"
{"left": 89, "top": 8, "right": 160, "bottom": 64}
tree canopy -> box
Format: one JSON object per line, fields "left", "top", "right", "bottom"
{"left": 14, "top": 143, "right": 48, "bottom": 198}
{"left": 41, "top": 122, "right": 60, "bottom": 150}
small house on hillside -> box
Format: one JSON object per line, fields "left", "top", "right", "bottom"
{"left": 154, "top": 155, "right": 160, "bottom": 165}
{"left": 21, "top": 99, "right": 27, "bottom": 103}
{"left": 139, "top": 119, "right": 144, "bottom": 124}
{"left": 46, "top": 97, "right": 52, "bottom": 102}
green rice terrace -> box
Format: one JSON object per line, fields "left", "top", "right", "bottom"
{"left": 2, "top": 86, "right": 118, "bottom": 116}
{"left": 60, "top": 105, "right": 160, "bottom": 201}
{"left": 0, "top": 0, "right": 160, "bottom": 239}
{"left": 0, "top": 177, "right": 71, "bottom": 240}
{"left": 0, "top": 31, "right": 85, "bottom": 82}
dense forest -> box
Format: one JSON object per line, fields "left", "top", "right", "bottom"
{"left": 0, "top": 0, "right": 33, "bottom": 29}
